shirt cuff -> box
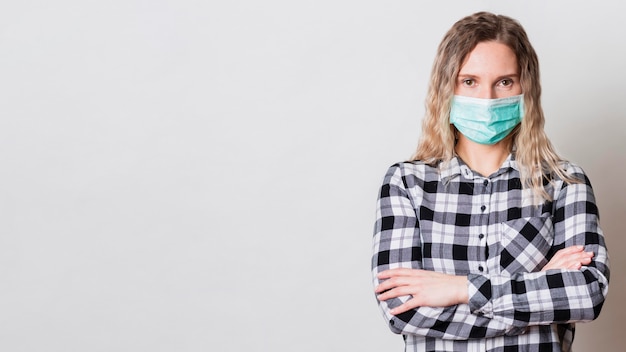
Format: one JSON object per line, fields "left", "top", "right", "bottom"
{"left": 468, "top": 273, "right": 494, "bottom": 318}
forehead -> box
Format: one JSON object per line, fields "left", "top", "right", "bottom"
{"left": 459, "top": 41, "right": 519, "bottom": 74}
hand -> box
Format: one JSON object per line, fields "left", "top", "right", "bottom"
{"left": 542, "top": 245, "right": 593, "bottom": 271}
{"left": 375, "top": 268, "right": 468, "bottom": 315}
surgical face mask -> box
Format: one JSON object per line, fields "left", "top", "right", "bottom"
{"left": 449, "top": 94, "right": 524, "bottom": 145}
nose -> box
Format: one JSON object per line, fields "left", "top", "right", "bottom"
{"left": 477, "top": 87, "right": 496, "bottom": 99}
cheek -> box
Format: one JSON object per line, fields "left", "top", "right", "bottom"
{"left": 454, "top": 84, "right": 475, "bottom": 97}
{"left": 497, "top": 88, "right": 523, "bottom": 99}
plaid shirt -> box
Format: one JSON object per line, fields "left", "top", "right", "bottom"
{"left": 371, "top": 155, "right": 609, "bottom": 352}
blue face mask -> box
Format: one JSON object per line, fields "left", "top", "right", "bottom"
{"left": 449, "top": 94, "right": 524, "bottom": 145}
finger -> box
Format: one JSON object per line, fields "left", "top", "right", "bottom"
{"left": 374, "top": 279, "right": 394, "bottom": 294}
{"left": 377, "top": 268, "right": 417, "bottom": 279}
{"left": 542, "top": 258, "right": 570, "bottom": 271}
{"left": 389, "top": 299, "right": 420, "bottom": 315}
{"left": 375, "top": 276, "right": 411, "bottom": 293}
{"left": 377, "top": 286, "right": 412, "bottom": 301}
{"left": 562, "top": 245, "right": 584, "bottom": 253}
{"left": 570, "top": 255, "right": 592, "bottom": 269}
{"left": 547, "top": 246, "right": 587, "bottom": 266}
{"left": 553, "top": 246, "right": 584, "bottom": 258}
{"left": 570, "top": 262, "right": 582, "bottom": 270}
{"left": 571, "top": 251, "right": 594, "bottom": 263}
{"left": 375, "top": 281, "right": 394, "bottom": 294}
{"left": 556, "top": 254, "right": 593, "bottom": 270}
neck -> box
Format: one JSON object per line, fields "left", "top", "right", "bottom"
{"left": 455, "top": 134, "right": 512, "bottom": 177}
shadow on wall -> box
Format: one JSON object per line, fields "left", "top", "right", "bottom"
{"left": 560, "top": 108, "right": 626, "bottom": 350}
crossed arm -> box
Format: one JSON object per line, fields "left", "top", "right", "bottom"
{"left": 375, "top": 246, "right": 594, "bottom": 316}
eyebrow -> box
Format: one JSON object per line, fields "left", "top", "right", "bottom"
{"left": 457, "top": 73, "right": 520, "bottom": 79}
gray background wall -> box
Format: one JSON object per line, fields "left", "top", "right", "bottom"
{"left": 0, "top": 1, "right": 623, "bottom": 351}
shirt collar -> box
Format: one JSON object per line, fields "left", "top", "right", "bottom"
{"left": 440, "top": 153, "right": 518, "bottom": 182}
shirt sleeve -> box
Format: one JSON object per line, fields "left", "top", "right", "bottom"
{"left": 468, "top": 164, "right": 610, "bottom": 332}
{"left": 372, "top": 164, "right": 516, "bottom": 339}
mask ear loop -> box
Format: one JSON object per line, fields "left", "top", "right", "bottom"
{"left": 452, "top": 127, "right": 461, "bottom": 157}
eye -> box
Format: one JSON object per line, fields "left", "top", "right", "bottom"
{"left": 462, "top": 79, "right": 475, "bottom": 87}
{"left": 499, "top": 79, "right": 513, "bottom": 87}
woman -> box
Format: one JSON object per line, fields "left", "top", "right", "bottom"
{"left": 371, "top": 12, "right": 609, "bottom": 351}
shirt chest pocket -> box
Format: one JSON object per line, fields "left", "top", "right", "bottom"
{"left": 497, "top": 216, "right": 554, "bottom": 274}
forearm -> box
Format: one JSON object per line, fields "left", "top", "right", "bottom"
{"left": 373, "top": 270, "right": 516, "bottom": 339}
{"left": 469, "top": 266, "right": 609, "bottom": 329}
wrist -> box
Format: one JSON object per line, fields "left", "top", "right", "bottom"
{"left": 457, "top": 275, "right": 469, "bottom": 304}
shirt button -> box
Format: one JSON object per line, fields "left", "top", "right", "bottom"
{"left": 479, "top": 233, "right": 484, "bottom": 239}
{"left": 480, "top": 205, "right": 486, "bottom": 211}
{"left": 478, "top": 265, "right": 484, "bottom": 272}
{"left": 483, "top": 179, "right": 489, "bottom": 186}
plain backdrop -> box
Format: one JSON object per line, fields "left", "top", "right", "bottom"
{"left": 0, "top": 1, "right": 624, "bottom": 351}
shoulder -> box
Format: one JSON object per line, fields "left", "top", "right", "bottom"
{"left": 554, "top": 160, "right": 592, "bottom": 185}
{"left": 382, "top": 160, "right": 440, "bottom": 187}
{"left": 559, "top": 161, "right": 586, "bottom": 175}
{"left": 548, "top": 161, "right": 597, "bottom": 206}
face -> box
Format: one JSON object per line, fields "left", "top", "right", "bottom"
{"left": 454, "top": 41, "right": 522, "bottom": 99}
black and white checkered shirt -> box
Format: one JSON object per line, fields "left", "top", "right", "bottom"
{"left": 371, "top": 154, "right": 609, "bottom": 352}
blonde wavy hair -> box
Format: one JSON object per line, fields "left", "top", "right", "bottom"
{"left": 412, "top": 11, "right": 576, "bottom": 201}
